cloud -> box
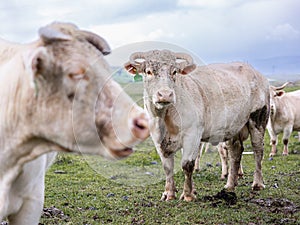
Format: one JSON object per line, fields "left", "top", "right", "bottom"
{"left": 178, "top": 0, "right": 244, "bottom": 8}
{"left": 267, "top": 23, "right": 300, "bottom": 41}
{"left": 0, "top": 0, "right": 299, "bottom": 63}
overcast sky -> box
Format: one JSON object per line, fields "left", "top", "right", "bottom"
{"left": 1, "top": 0, "right": 299, "bottom": 64}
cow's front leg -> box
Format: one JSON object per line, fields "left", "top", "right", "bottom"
{"left": 159, "top": 152, "right": 176, "bottom": 201}
{"left": 8, "top": 185, "right": 44, "bottom": 225}
{"left": 179, "top": 134, "right": 200, "bottom": 202}
{"left": 180, "top": 159, "right": 196, "bottom": 201}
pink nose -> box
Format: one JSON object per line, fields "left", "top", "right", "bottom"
{"left": 131, "top": 113, "right": 149, "bottom": 140}
{"left": 156, "top": 89, "right": 174, "bottom": 103}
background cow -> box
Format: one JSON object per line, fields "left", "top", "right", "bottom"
{"left": 0, "top": 22, "right": 149, "bottom": 224}
{"left": 194, "top": 142, "right": 243, "bottom": 180}
{"left": 125, "top": 50, "right": 269, "bottom": 201}
{"left": 267, "top": 82, "right": 300, "bottom": 156}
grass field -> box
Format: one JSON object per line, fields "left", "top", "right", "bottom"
{"left": 39, "top": 83, "right": 300, "bottom": 225}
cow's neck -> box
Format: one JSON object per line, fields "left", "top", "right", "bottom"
{"left": 0, "top": 55, "right": 55, "bottom": 197}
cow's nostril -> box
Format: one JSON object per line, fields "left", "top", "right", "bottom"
{"left": 134, "top": 118, "right": 147, "bottom": 130}
{"left": 132, "top": 117, "right": 150, "bottom": 140}
{"left": 157, "top": 91, "right": 163, "bottom": 97}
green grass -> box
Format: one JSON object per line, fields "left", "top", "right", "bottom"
{"left": 40, "top": 83, "right": 300, "bottom": 225}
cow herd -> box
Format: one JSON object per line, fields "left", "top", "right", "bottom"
{"left": 0, "top": 22, "right": 298, "bottom": 224}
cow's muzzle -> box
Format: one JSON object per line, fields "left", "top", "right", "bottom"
{"left": 154, "top": 89, "right": 175, "bottom": 109}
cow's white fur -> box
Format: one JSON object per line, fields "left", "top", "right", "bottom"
{"left": 0, "top": 23, "right": 149, "bottom": 224}
{"left": 267, "top": 86, "right": 300, "bottom": 156}
{"left": 125, "top": 50, "right": 270, "bottom": 201}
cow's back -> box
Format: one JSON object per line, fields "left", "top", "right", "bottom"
{"left": 182, "top": 62, "right": 269, "bottom": 142}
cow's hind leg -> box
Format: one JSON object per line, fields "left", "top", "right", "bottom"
{"left": 224, "top": 135, "right": 244, "bottom": 191}
{"left": 249, "top": 106, "right": 269, "bottom": 190}
{"left": 282, "top": 125, "right": 292, "bottom": 156}
{"left": 218, "top": 143, "right": 228, "bottom": 180}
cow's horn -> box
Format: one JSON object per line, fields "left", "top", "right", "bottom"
{"left": 80, "top": 30, "right": 111, "bottom": 55}
{"left": 274, "top": 82, "right": 290, "bottom": 91}
{"left": 130, "top": 52, "right": 146, "bottom": 65}
{"left": 39, "top": 25, "right": 73, "bottom": 42}
{"left": 175, "top": 52, "right": 194, "bottom": 65}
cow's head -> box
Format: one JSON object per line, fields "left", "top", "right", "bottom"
{"left": 23, "top": 22, "right": 149, "bottom": 159}
{"left": 269, "top": 82, "right": 289, "bottom": 117}
{"left": 124, "top": 50, "right": 196, "bottom": 110}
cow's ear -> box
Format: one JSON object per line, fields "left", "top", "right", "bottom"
{"left": 124, "top": 62, "right": 139, "bottom": 75}
{"left": 276, "top": 90, "right": 285, "bottom": 97}
{"left": 180, "top": 64, "right": 196, "bottom": 75}
{"left": 23, "top": 47, "right": 48, "bottom": 87}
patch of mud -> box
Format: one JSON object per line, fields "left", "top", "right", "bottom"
{"left": 41, "top": 206, "right": 69, "bottom": 221}
{"left": 202, "top": 189, "right": 237, "bottom": 206}
{"left": 249, "top": 198, "right": 299, "bottom": 214}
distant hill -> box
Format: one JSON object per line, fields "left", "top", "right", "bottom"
{"left": 249, "top": 56, "right": 300, "bottom": 81}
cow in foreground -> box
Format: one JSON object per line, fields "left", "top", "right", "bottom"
{"left": 125, "top": 50, "right": 269, "bottom": 201}
{"left": 0, "top": 22, "right": 149, "bottom": 224}
{"left": 267, "top": 82, "right": 300, "bottom": 156}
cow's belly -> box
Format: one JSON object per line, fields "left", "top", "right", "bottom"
{"left": 202, "top": 112, "right": 250, "bottom": 144}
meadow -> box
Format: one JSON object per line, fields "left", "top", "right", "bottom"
{"left": 39, "top": 83, "right": 299, "bottom": 225}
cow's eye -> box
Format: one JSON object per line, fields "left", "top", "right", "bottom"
{"left": 172, "top": 70, "right": 177, "bottom": 75}
{"left": 68, "top": 68, "right": 88, "bottom": 81}
{"left": 145, "top": 69, "right": 152, "bottom": 76}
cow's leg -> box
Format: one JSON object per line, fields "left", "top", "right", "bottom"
{"left": 180, "top": 135, "right": 200, "bottom": 201}
{"left": 248, "top": 106, "right": 269, "bottom": 190}
{"left": 282, "top": 126, "right": 292, "bottom": 156}
{"left": 249, "top": 125, "right": 265, "bottom": 190}
{"left": 218, "top": 143, "right": 228, "bottom": 180}
{"left": 194, "top": 143, "right": 205, "bottom": 172}
{"left": 180, "top": 159, "right": 196, "bottom": 201}
{"left": 224, "top": 136, "right": 244, "bottom": 191}
{"left": 159, "top": 152, "right": 176, "bottom": 201}
{"left": 268, "top": 128, "right": 278, "bottom": 157}
{"left": 238, "top": 161, "right": 244, "bottom": 178}
{"left": 8, "top": 186, "right": 44, "bottom": 225}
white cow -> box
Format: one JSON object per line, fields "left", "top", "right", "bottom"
{"left": 194, "top": 142, "right": 243, "bottom": 180}
{"left": 267, "top": 82, "right": 300, "bottom": 156}
{"left": 125, "top": 50, "right": 269, "bottom": 201}
{"left": 0, "top": 22, "right": 149, "bottom": 224}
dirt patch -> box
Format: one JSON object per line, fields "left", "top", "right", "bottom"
{"left": 202, "top": 189, "right": 237, "bottom": 206}
{"left": 41, "top": 206, "right": 69, "bottom": 221}
{"left": 249, "top": 198, "right": 299, "bottom": 214}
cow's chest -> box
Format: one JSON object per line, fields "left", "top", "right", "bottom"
{"left": 160, "top": 134, "right": 181, "bottom": 157}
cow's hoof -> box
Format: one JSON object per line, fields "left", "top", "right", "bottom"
{"left": 179, "top": 193, "right": 196, "bottom": 202}
{"left": 224, "top": 184, "right": 235, "bottom": 192}
{"left": 269, "top": 153, "right": 275, "bottom": 157}
{"left": 238, "top": 174, "right": 244, "bottom": 179}
{"left": 161, "top": 192, "right": 176, "bottom": 201}
{"left": 252, "top": 183, "right": 265, "bottom": 191}
{"left": 220, "top": 174, "right": 228, "bottom": 180}
{"left": 282, "top": 152, "right": 288, "bottom": 156}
